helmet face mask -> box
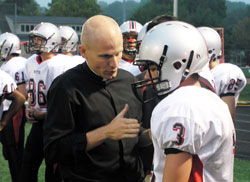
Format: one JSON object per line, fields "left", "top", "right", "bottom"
{"left": 132, "top": 21, "right": 209, "bottom": 103}
{"left": 59, "top": 26, "right": 78, "bottom": 53}
{"left": 120, "top": 21, "right": 142, "bottom": 57}
{"left": 28, "top": 34, "right": 47, "bottom": 54}
{"left": 0, "top": 32, "right": 21, "bottom": 61}
{"left": 26, "top": 22, "right": 61, "bottom": 54}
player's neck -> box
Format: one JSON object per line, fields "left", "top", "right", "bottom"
{"left": 122, "top": 54, "right": 135, "bottom": 62}
{"left": 40, "top": 52, "right": 55, "bottom": 62}
{"left": 179, "top": 74, "right": 200, "bottom": 88}
{"left": 209, "top": 61, "right": 218, "bottom": 70}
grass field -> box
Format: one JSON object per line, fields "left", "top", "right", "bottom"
{"left": 239, "top": 84, "right": 250, "bottom": 101}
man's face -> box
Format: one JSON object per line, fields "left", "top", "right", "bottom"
{"left": 79, "top": 37, "right": 123, "bottom": 80}
{"left": 123, "top": 33, "right": 137, "bottom": 51}
{"left": 144, "top": 64, "right": 159, "bottom": 81}
{"left": 32, "top": 36, "right": 46, "bottom": 50}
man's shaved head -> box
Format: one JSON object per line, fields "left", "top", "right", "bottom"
{"left": 79, "top": 15, "right": 123, "bottom": 79}
{"left": 81, "top": 15, "right": 122, "bottom": 49}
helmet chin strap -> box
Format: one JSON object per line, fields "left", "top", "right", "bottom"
{"left": 181, "top": 50, "right": 194, "bottom": 82}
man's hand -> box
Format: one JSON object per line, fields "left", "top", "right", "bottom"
{"left": 25, "top": 93, "right": 36, "bottom": 122}
{"left": 86, "top": 104, "right": 141, "bottom": 151}
{"left": 105, "top": 104, "right": 140, "bottom": 140}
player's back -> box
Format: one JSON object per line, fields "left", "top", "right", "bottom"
{"left": 151, "top": 86, "right": 234, "bottom": 182}
{"left": 211, "top": 63, "right": 246, "bottom": 104}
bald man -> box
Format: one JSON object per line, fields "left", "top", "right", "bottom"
{"left": 43, "top": 15, "right": 147, "bottom": 182}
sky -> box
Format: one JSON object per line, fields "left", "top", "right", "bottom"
{"left": 35, "top": 0, "right": 250, "bottom": 8}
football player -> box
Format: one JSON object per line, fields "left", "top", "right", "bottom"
{"left": 133, "top": 21, "right": 235, "bottom": 182}
{"left": 198, "top": 26, "right": 247, "bottom": 120}
{"left": 19, "top": 22, "right": 62, "bottom": 182}
{"left": 0, "top": 32, "right": 28, "bottom": 182}
{"left": 58, "top": 25, "right": 85, "bottom": 67}
{"left": 0, "top": 70, "right": 25, "bottom": 131}
{"left": 119, "top": 20, "right": 142, "bottom": 75}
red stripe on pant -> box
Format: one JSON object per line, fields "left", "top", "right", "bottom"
{"left": 12, "top": 108, "right": 23, "bottom": 144}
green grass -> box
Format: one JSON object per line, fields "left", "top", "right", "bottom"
{"left": 1, "top": 124, "right": 250, "bottom": 181}
{"left": 234, "top": 158, "right": 250, "bottom": 182}
{"left": 0, "top": 122, "right": 45, "bottom": 182}
{"left": 239, "top": 84, "right": 250, "bottom": 101}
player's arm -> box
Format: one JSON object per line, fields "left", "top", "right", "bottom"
{"left": 0, "top": 89, "right": 25, "bottom": 130}
{"left": 17, "top": 83, "right": 27, "bottom": 99}
{"left": 221, "top": 95, "right": 235, "bottom": 121}
{"left": 163, "top": 151, "right": 192, "bottom": 182}
{"left": 32, "top": 108, "right": 47, "bottom": 121}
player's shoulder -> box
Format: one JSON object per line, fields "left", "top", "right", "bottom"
{"left": 7, "top": 56, "right": 27, "bottom": 67}
{"left": 155, "top": 86, "right": 221, "bottom": 114}
{"left": 10, "top": 56, "right": 27, "bottom": 62}
{"left": 212, "top": 63, "right": 241, "bottom": 73}
{"left": 212, "top": 63, "right": 246, "bottom": 81}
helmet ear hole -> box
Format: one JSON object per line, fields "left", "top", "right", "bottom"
{"left": 173, "top": 61, "right": 182, "bottom": 70}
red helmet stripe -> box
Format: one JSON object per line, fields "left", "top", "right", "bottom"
{"left": 34, "top": 23, "right": 42, "bottom": 31}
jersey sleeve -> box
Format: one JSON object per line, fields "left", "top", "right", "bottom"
{"left": 152, "top": 115, "right": 203, "bottom": 155}
{"left": 216, "top": 66, "right": 247, "bottom": 97}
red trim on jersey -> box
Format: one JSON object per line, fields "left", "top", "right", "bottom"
{"left": 198, "top": 77, "right": 216, "bottom": 93}
{"left": 12, "top": 108, "right": 23, "bottom": 144}
{"left": 122, "top": 57, "right": 134, "bottom": 63}
{"left": 36, "top": 55, "right": 42, "bottom": 64}
{"left": 189, "top": 155, "right": 203, "bottom": 182}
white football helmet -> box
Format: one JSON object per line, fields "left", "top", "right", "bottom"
{"left": 132, "top": 21, "right": 209, "bottom": 102}
{"left": 0, "top": 32, "right": 21, "bottom": 61}
{"left": 120, "top": 20, "right": 142, "bottom": 56}
{"left": 59, "top": 26, "right": 78, "bottom": 52}
{"left": 28, "top": 22, "right": 61, "bottom": 54}
{"left": 136, "top": 21, "right": 151, "bottom": 53}
{"left": 198, "top": 27, "right": 222, "bottom": 63}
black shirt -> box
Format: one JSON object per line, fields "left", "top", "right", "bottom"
{"left": 43, "top": 62, "right": 144, "bottom": 181}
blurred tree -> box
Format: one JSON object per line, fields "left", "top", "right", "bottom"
{"left": 102, "top": 0, "right": 141, "bottom": 25}
{"left": 232, "top": 17, "right": 250, "bottom": 65}
{"left": 132, "top": 0, "right": 226, "bottom": 26}
{"left": 179, "top": 0, "right": 226, "bottom": 27}
{"left": 131, "top": 0, "right": 172, "bottom": 24}
{"left": 47, "top": 0, "right": 102, "bottom": 17}
{"left": 3, "top": 0, "right": 41, "bottom": 15}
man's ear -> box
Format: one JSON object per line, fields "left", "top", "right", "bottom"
{"left": 78, "top": 44, "right": 86, "bottom": 58}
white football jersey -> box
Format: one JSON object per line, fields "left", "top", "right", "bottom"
{"left": 211, "top": 63, "right": 246, "bottom": 105}
{"left": 151, "top": 86, "right": 235, "bottom": 182}
{"left": 25, "top": 55, "right": 53, "bottom": 112}
{"left": 119, "top": 59, "right": 141, "bottom": 76}
{"left": 71, "top": 55, "right": 85, "bottom": 67}
{"left": 46, "top": 54, "right": 74, "bottom": 84}
{"left": 0, "top": 69, "right": 17, "bottom": 120}
{"left": 0, "top": 56, "right": 28, "bottom": 85}
{"left": 1, "top": 56, "right": 28, "bottom": 111}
